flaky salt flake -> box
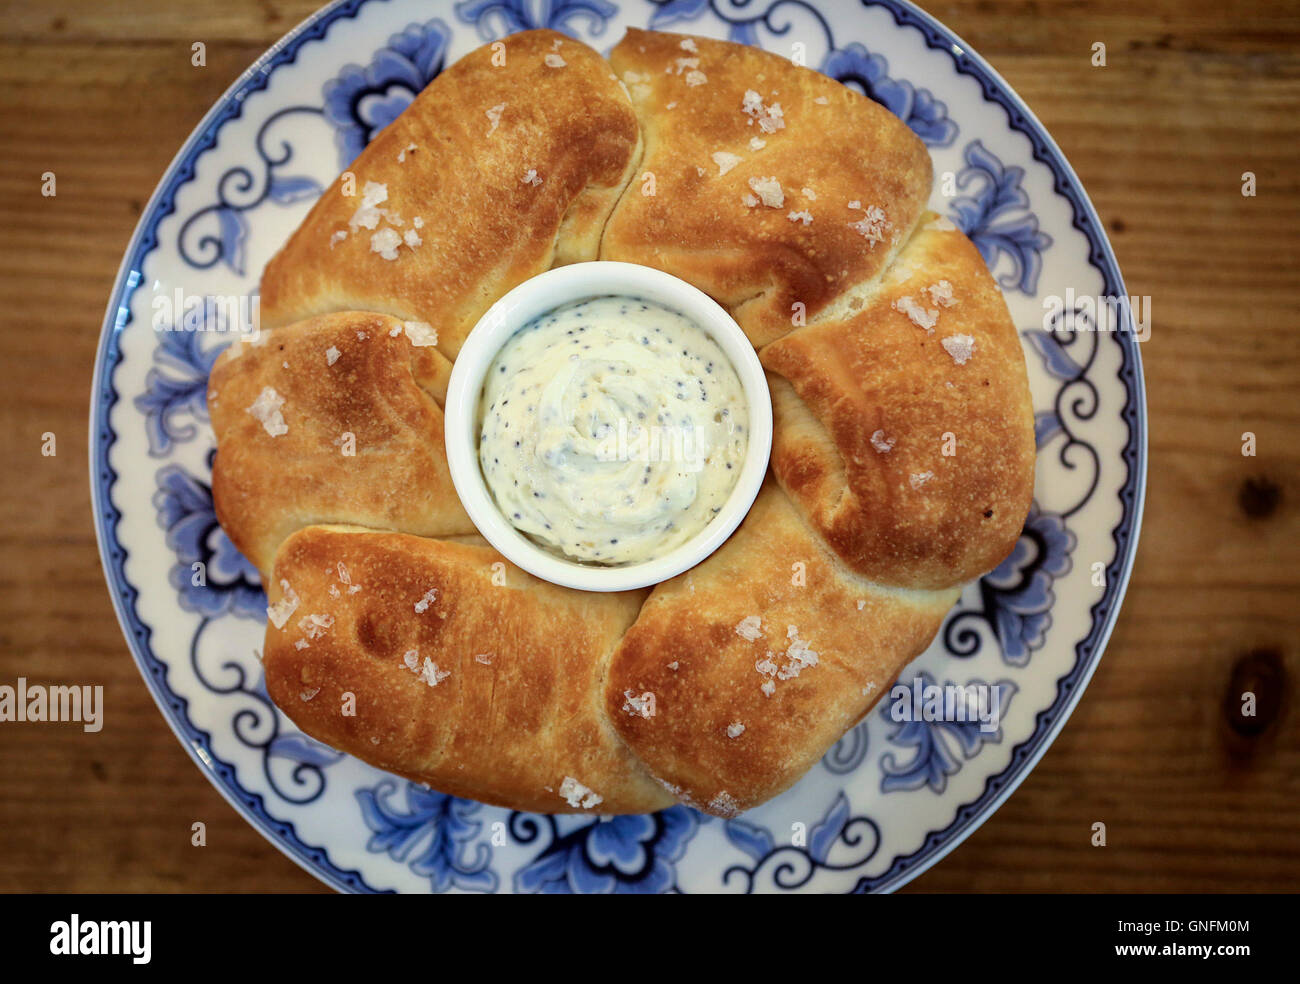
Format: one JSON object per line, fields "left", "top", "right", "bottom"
{"left": 708, "top": 791, "right": 741, "bottom": 818}
{"left": 544, "top": 53, "right": 566, "bottom": 68}
{"left": 749, "top": 136, "right": 766, "bottom": 150}
{"left": 741, "top": 89, "right": 785, "bottom": 133}
{"left": 622, "top": 690, "right": 657, "bottom": 719}
{"left": 787, "top": 209, "right": 813, "bottom": 225}
{"left": 403, "top": 321, "right": 438, "bottom": 347}
{"left": 329, "top": 230, "right": 347, "bottom": 249}
{"left": 736, "top": 615, "right": 763, "bottom": 641}
{"left": 680, "top": 37, "right": 698, "bottom": 52}
{"left": 402, "top": 649, "right": 420, "bottom": 672}
{"left": 813, "top": 95, "right": 830, "bottom": 105}
{"left": 801, "top": 186, "right": 817, "bottom": 200}
{"left": 370, "top": 227, "right": 402, "bottom": 260}
{"left": 485, "top": 102, "right": 505, "bottom": 136}
{"left": 336, "top": 562, "right": 352, "bottom": 584}
{"left": 474, "top": 653, "right": 493, "bottom": 666}
{"left": 294, "top": 639, "right": 309, "bottom": 651}
{"left": 727, "top": 722, "right": 745, "bottom": 739}
{"left": 421, "top": 657, "right": 450, "bottom": 687}
{"left": 246, "top": 386, "right": 288, "bottom": 437}
{"left": 521, "top": 168, "right": 543, "bottom": 187}
{"left": 389, "top": 325, "right": 402, "bottom": 337}
{"left": 747, "top": 175, "right": 784, "bottom": 208}
{"left": 712, "top": 151, "right": 742, "bottom": 176}
{"left": 297, "top": 613, "right": 334, "bottom": 641}
{"left": 347, "top": 181, "right": 389, "bottom": 232}
{"left": 300, "top": 687, "right": 320, "bottom": 702}
{"left": 776, "top": 628, "right": 819, "bottom": 681}
{"left": 414, "top": 588, "right": 438, "bottom": 614}
{"left": 685, "top": 69, "right": 707, "bottom": 86}
{"left": 925, "top": 279, "right": 956, "bottom": 308}
{"left": 559, "top": 776, "right": 603, "bottom": 810}
{"left": 403, "top": 228, "right": 422, "bottom": 248}
{"left": 665, "top": 100, "right": 677, "bottom": 110}
{"left": 856, "top": 599, "right": 867, "bottom": 611}
{"left": 396, "top": 142, "right": 416, "bottom": 163}
{"left": 870, "top": 429, "right": 895, "bottom": 453}
{"left": 893, "top": 295, "right": 939, "bottom": 332}
{"left": 910, "top": 471, "right": 935, "bottom": 490}
{"left": 848, "top": 203, "right": 890, "bottom": 246}
{"left": 356, "top": 330, "right": 368, "bottom": 340}
{"left": 941, "top": 333, "right": 977, "bottom": 365}
{"left": 325, "top": 346, "right": 341, "bottom": 366}
{"left": 412, "top": 216, "right": 424, "bottom": 230}
{"left": 696, "top": 166, "right": 707, "bottom": 178}
{"left": 742, "top": 192, "right": 759, "bottom": 207}
{"left": 267, "top": 579, "right": 299, "bottom": 628}
{"left": 328, "top": 584, "right": 340, "bottom": 598}
{"left": 761, "top": 680, "right": 776, "bottom": 697}
{"left": 667, "top": 660, "right": 680, "bottom": 671}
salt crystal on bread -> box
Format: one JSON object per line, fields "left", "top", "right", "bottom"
{"left": 941, "top": 333, "right": 976, "bottom": 365}
{"left": 559, "top": 776, "right": 603, "bottom": 810}
{"left": 747, "top": 175, "right": 784, "bottom": 207}
{"left": 266, "top": 579, "right": 299, "bottom": 629}
{"left": 712, "top": 151, "right": 742, "bottom": 176}
{"left": 246, "top": 386, "right": 287, "bottom": 437}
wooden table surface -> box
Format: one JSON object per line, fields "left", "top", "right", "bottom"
{"left": 0, "top": 0, "right": 1295, "bottom": 893}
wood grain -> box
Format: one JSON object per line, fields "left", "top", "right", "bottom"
{"left": 0, "top": 0, "right": 1295, "bottom": 893}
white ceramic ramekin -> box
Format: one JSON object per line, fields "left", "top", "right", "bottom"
{"left": 444, "top": 261, "right": 772, "bottom": 592}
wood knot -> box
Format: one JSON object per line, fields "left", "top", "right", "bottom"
{"left": 1238, "top": 475, "right": 1281, "bottom": 519}
{"left": 1223, "top": 647, "right": 1286, "bottom": 738}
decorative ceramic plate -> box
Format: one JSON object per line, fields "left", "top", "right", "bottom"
{"left": 91, "top": 0, "right": 1146, "bottom": 893}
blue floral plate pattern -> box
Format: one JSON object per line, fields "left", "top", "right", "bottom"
{"left": 91, "top": 0, "right": 1146, "bottom": 893}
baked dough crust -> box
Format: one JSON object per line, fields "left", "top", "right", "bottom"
{"left": 259, "top": 29, "right": 643, "bottom": 359}
{"left": 760, "top": 214, "right": 1036, "bottom": 589}
{"left": 601, "top": 29, "right": 933, "bottom": 348}
{"left": 603, "top": 481, "right": 959, "bottom": 814}
{"left": 264, "top": 526, "right": 672, "bottom": 814}
{"left": 209, "top": 311, "right": 473, "bottom": 575}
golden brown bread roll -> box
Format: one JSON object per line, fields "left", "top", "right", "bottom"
{"left": 259, "top": 29, "right": 642, "bottom": 358}
{"left": 208, "top": 29, "right": 1037, "bottom": 816}
{"left": 209, "top": 311, "right": 474, "bottom": 575}
{"left": 602, "top": 481, "right": 959, "bottom": 814}
{"left": 601, "top": 28, "right": 933, "bottom": 348}
{"left": 263, "top": 526, "right": 672, "bottom": 814}
{"left": 760, "top": 213, "right": 1036, "bottom": 590}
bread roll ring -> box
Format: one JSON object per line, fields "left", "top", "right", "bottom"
{"left": 209, "top": 28, "right": 1035, "bottom": 816}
